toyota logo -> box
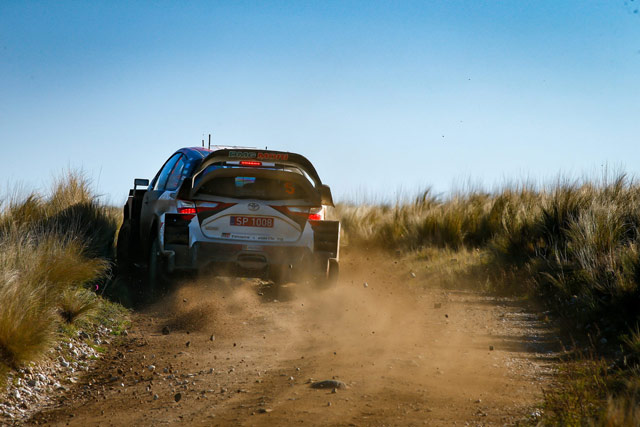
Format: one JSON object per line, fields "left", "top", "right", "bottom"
{"left": 248, "top": 202, "right": 260, "bottom": 211}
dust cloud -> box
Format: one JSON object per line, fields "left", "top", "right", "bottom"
{"left": 157, "top": 251, "right": 480, "bottom": 394}
{"left": 34, "top": 250, "right": 554, "bottom": 426}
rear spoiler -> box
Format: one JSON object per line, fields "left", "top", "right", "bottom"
{"left": 183, "top": 149, "right": 335, "bottom": 206}
{"left": 198, "top": 149, "right": 323, "bottom": 184}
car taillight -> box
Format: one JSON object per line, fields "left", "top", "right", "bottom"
{"left": 307, "top": 207, "right": 324, "bottom": 221}
{"left": 176, "top": 200, "right": 196, "bottom": 220}
{"left": 275, "top": 206, "right": 324, "bottom": 221}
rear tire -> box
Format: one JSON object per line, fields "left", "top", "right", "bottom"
{"left": 315, "top": 257, "right": 339, "bottom": 288}
{"left": 327, "top": 258, "right": 339, "bottom": 286}
{"left": 116, "top": 220, "right": 134, "bottom": 275}
{"left": 146, "top": 235, "right": 169, "bottom": 299}
{"left": 116, "top": 221, "right": 148, "bottom": 304}
{"left": 269, "top": 264, "right": 292, "bottom": 286}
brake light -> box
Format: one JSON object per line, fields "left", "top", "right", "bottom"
{"left": 307, "top": 206, "right": 324, "bottom": 221}
{"left": 176, "top": 200, "right": 196, "bottom": 220}
{"left": 272, "top": 206, "right": 324, "bottom": 221}
{"left": 239, "top": 160, "right": 262, "bottom": 167}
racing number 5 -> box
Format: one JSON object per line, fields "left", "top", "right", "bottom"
{"left": 284, "top": 182, "right": 295, "bottom": 195}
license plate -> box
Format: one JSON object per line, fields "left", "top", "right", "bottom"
{"left": 230, "top": 216, "right": 274, "bottom": 228}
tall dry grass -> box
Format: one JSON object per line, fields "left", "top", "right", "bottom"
{"left": 0, "top": 171, "right": 116, "bottom": 370}
{"left": 337, "top": 175, "right": 640, "bottom": 325}
{"left": 337, "top": 174, "right": 640, "bottom": 425}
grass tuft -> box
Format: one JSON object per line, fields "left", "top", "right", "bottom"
{"left": 0, "top": 171, "right": 117, "bottom": 371}
{"left": 58, "top": 287, "right": 100, "bottom": 324}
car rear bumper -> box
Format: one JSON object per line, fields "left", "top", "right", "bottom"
{"left": 164, "top": 241, "right": 313, "bottom": 278}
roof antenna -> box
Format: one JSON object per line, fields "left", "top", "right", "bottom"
{"left": 201, "top": 138, "right": 204, "bottom": 148}
{"left": 208, "top": 133, "right": 211, "bottom": 150}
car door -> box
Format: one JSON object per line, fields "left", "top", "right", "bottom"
{"left": 139, "top": 153, "right": 182, "bottom": 250}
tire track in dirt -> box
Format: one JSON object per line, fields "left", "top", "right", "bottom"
{"left": 30, "top": 252, "right": 559, "bottom": 426}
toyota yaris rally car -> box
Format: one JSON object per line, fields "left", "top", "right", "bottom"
{"left": 116, "top": 146, "right": 340, "bottom": 294}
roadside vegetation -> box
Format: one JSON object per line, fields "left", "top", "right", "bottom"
{"left": 0, "top": 172, "right": 125, "bottom": 380}
{"left": 337, "top": 174, "right": 640, "bottom": 426}
{"left": 3, "top": 169, "right": 639, "bottom": 423}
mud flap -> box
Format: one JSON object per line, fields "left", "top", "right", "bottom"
{"left": 310, "top": 221, "right": 340, "bottom": 259}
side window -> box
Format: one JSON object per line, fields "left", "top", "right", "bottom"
{"left": 165, "top": 155, "right": 187, "bottom": 191}
{"left": 154, "top": 154, "right": 181, "bottom": 191}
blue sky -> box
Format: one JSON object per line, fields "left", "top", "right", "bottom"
{"left": 1, "top": 1, "right": 639, "bottom": 204}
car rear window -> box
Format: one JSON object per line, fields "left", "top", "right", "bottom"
{"left": 195, "top": 175, "right": 314, "bottom": 200}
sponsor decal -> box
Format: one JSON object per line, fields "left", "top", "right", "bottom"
{"left": 257, "top": 152, "right": 289, "bottom": 161}
{"left": 228, "top": 151, "right": 289, "bottom": 161}
{"left": 228, "top": 151, "right": 257, "bottom": 159}
{"left": 219, "top": 233, "right": 283, "bottom": 242}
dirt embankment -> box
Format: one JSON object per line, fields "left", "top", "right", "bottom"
{"left": 29, "top": 252, "right": 559, "bottom": 426}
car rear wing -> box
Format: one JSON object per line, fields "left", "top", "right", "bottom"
{"left": 199, "top": 149, "right": 322, "bottom": 183}
{"left": 185, "top": 149, "right": 335, "bottom": 206}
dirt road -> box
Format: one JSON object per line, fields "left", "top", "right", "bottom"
{"left": 30, "top": 252, "right": 558, "bottom": 426}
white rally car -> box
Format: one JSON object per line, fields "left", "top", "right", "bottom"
{"left": 117, "top": 146, "right": 340, "bottom": 293}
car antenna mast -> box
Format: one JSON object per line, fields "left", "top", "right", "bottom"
{"left": 208, "top": 133, "right": 211, "bottom": 150}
